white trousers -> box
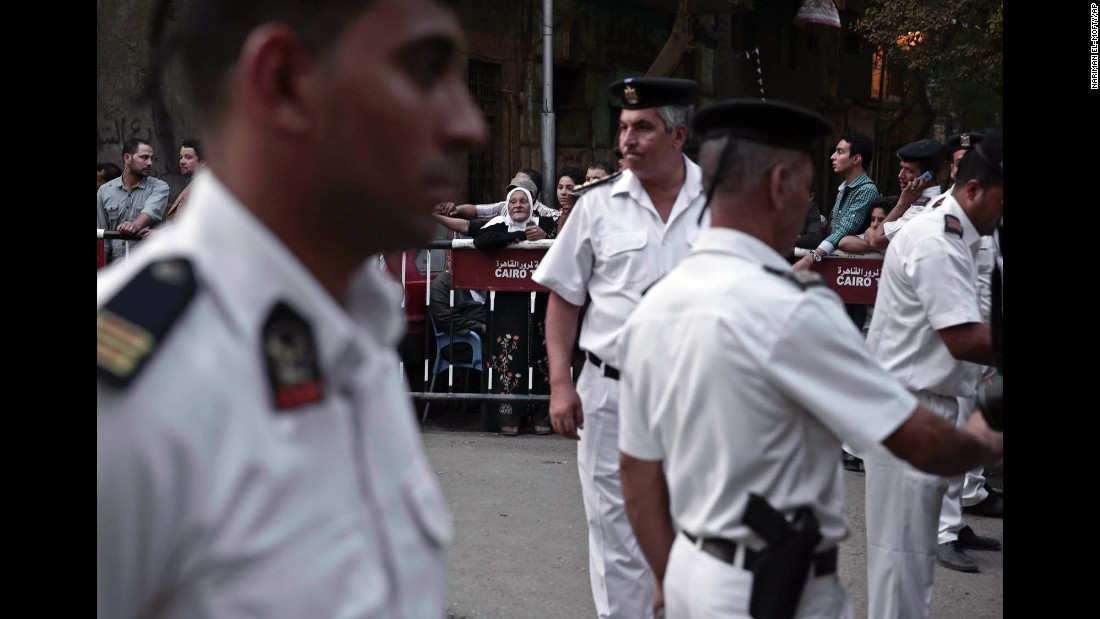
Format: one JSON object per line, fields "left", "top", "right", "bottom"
{"left": 865, "top": 391, "right": 958, "bottom": 619}
{"left": 664, "top": 534, "right": 854, "bottom": 619}
{"left": 575, "top": 366, "right": 654, "bottom": 619}
{"left": 937, "top": 395, "right": 990, "bottom": 543}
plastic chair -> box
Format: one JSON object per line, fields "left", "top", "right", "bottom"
{"left": 423, "top": 313, "right": 483, "bottom": 422}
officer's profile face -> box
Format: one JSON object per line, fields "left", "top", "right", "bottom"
{"left": 617, "top": 108, "right": 682, "bottom": 178}
{"left": 311, "top": 0, "right": 486, "bottom": 251}
{"left": 950, "top": 149, "right": 966, "bottom": 182}
{"left": 971, "top": 182, "right": 1003, "bottom": 236}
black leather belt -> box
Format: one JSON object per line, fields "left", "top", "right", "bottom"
{"left": 585, "top": 351, "right": 620, "bottom": 380}
{"left": 682, "top": 531, "right": 837, "bottom": 576}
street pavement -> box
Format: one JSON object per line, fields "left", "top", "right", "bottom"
{"left": 421, "top": 410, "right": 1003, "bottom": 619}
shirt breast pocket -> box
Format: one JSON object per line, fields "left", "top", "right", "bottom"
{"left": 598, "top": 229, "right": 649, "bottom": 286}
{"left": 104, "top": 203, "right": 123, "bottom": 228}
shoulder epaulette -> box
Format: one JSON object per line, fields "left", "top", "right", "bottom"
{"left": 763, "top": 264, "right": 825, "bottom": 291}
{"left": 569, "top": 170, "right": 623, "bottom": 196}
{"left": 943, "top": 214, "right": 964, "bottom": 239}
{"left": 931, "top": 196, "right": 947, "bottom": 209}
{"left": 913, "top": 196, "right": 931, "bottom": 207}
{"left": 98, "top": 258, "right": 198, "bottom": 388}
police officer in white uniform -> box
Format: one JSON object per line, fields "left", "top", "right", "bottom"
{"left": 863, "top": 138, "right": 943, "bottom": 252}
{"left": 616, "top": 99, "right": 1003, "bottom": 619}
{"left": 532, "top": 76, "right": 706, "bottom": 619}
{"left": 97, "top": 1, "right": 487, "bottom": 617}
{"left": 863, "top": 131, "right": 1005, "bottom": 619}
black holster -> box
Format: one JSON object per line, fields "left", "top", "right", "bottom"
{"left": 743, "top": 493, "right": 823, "bottom": 619}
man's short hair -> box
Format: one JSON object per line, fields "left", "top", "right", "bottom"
{"left": 655, "top": 104, "right": 693, "bottom": 136}
{"left": 181, "top": 138, "right": 204, "bottom": 160}
{"left": 122, "top": 137, "right": 150, "bottom": 158}
{"left": 586, "top": 161, "right": 614, "bottom": 175}
{"left": 842, "top": 132, "right": 874, "bottom": 168}
{"left": 175, "top": 1, "right": 376, "bottom": 121}
{"left": 98, "top": 162, "right": 123, "bottom": 183}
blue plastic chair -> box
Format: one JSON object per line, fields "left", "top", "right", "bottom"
{"left": 423, "top": 312, "right": 483, "bottom": 422}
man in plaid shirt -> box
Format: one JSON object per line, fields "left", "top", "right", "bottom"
{"left": 794, "top": 131, "right": 880, "bottom": 271}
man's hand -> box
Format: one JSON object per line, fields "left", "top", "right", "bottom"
{"left": 793, "top": 253, "right": 815, "bottom": 271}
{"left": 117, "top": 220, "right": 144, "bottom": 235}
{"left": 899, "top": 174, "right": 932, "bottom": 206}
{"left": 435, "top": 201, "right": 458, "bottom": 216}
{"left": 963, "top": 409, "right": 1004, "bottom": 464}
{"left": 549, "top": 382, "right": 584, "bottom": 440}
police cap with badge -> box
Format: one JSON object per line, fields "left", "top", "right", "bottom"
{"left": 692, "top": 99, "right": 835, "bottom": 289}
{"left": 946, "top": 131, "right": 985, "bottom": 158}
{"left": 609, "top": 76, "right": 697, "bottom": 109}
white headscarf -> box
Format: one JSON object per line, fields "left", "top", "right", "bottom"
{"left": 504, "top": 187, "right": 536, "bottom": 231}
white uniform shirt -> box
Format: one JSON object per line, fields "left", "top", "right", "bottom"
{"left": 532, "top": 155, "right": 705, "bottom": 367}
{"left": 882, "top": 185, "right": 946, "bottom": 242}
{"left": 618, "top": 228, "right": 916, "bottom": 547}
{"left": 97, "top": 173, "right": 451, "bottom": 619}
{"left": 866, "top": 194, "right": 984, "bottom": 396}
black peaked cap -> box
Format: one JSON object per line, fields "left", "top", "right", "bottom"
{"left": 896, "top": 138, "right": 944, "bottom": 162}
{"left": 609, "top": 77, "right": 698, "bottom": 109}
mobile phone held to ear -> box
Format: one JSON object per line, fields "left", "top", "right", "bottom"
{"left": 918, "top": 170, "right": 933, "bottom": 184}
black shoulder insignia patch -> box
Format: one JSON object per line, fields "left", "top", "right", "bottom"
{"left": 931, "top": 196, "right": 947, "bottom": 209}
{"left": 913, "top": 196, "right": 930, "bottom": 207}
{"left": 98, "top": 258, "right": 198, "bottom": 388}
{"left": 263, "top": 302, "right": 326, "bottom": 411}
{"left": 569, "top": 170, "right": 623, "bottom": 196}
{"left": 943, "top": 214, "right": 964, "bottom": 238}
{"left": 763, "top": 264, "right": 825, "bottom": 290}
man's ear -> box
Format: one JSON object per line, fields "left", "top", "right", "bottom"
{"left": 238, "top": 24, "right": 317, "bottom": 134}
{"left": 768, "top": 164, "right": 792, "bottom": 210}
{"left": 673, "top": 124, "right": 689, "bottom": 149}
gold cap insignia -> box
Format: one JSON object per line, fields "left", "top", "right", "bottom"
{"left": 960, "top": 134, "right": 971, "bottom": 148}
{"left": 623, "top": 84, "right": 638, "bottom": 105}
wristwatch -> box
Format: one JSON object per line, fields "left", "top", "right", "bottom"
{"left": 809, "top": 249, "right": 823, "bottom": 263}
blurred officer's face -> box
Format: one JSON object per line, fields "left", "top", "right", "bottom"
{"left": 125, "top": 144, "right": 155, "bottom": 178}
{"left": 618, "top": 108, "right": 685, "bottom": 180}
{"left": 313, "top": 0, "right": 486, "bottom": 250}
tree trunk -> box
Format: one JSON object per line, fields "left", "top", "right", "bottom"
{"left": 646, "top": 0, "right": 696, "bottom": 77}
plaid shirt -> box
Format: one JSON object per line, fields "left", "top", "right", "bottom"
{"left": 824, "top": 172, "right": 879, "bottom": 251}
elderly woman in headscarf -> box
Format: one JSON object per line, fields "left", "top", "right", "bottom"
{"left": 470, "top": 185, "right": 555, "bottom": 249}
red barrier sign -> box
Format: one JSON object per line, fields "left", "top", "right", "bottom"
{"left": 97, "top": 238, "right": 105, "bottom": 270}
{"left": 450, "top": 244, "right": 881, "bottom": 301}
{"left": 809, "top": 256, "right": 883, "bottom": 304}
{"left": 451, "top": 248, "right": 549, "bottom": 292}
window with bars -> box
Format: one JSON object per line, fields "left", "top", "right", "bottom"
{"left": 468, "top": 61, "right": 500, "bottom": 205}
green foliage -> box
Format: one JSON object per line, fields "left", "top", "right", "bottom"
{"left": 857, "top": 0, "right": 1002, "bottom": 128}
